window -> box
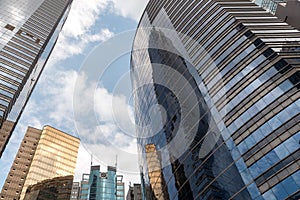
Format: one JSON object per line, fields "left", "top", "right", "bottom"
{"left": 4, "top": 24, "right": 15, "bottom": 31}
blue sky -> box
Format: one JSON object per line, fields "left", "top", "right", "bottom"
{"left": 0, "top": 0, "right": 148, "bottom": 190}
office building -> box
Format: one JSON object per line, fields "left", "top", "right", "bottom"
{"left": 0, "top": 0, "right": 73, "bottom": 157}
{"left": 23, "top": 175, "right": 73, "bottom": 200}
{"left": 126, "top": 184, "right": 142, "bottom": 200}
{"left": 70, "top": 182, "right": 80, "bottom": 200}
{"left": 116, "top": 175, "right": 125, "bottom": 200}
{"left": 131, "top": 0, "right": 300, "bottom": 199}
{"left": 0, "top": 120, "right": 16, "bottom": 157}
{"left": 81, "top": 165, "right": 125, "bottom": 200}
{"left": 79, "top": 174, "right": 89, "bottom": 200}
{"left": 0, "top": 125, "right": 80, "bottom": 200}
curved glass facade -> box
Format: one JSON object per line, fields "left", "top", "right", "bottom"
{"left": 131, "top": 0, "right": 300, "bottom": 199}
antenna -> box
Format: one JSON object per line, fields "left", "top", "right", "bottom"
{"left": 115, "top": 154, "right": 118, "bottom": 169}
{"left": 91, "top": 154, "right": 93, "bottom": 167}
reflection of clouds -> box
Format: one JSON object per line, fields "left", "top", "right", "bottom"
{"left": 73, "top": 30, "right": 139, "bottom": 173}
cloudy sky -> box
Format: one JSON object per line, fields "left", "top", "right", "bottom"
{"left": 0, "top": 0, "right": 148, "bottom": 191}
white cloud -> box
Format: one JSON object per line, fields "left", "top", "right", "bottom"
{"left": 49, "top": 28, "right": 114, "bottom": 65}
{"left": 63, "top": 0, "right": 110, "bottom": 38}
{"left": 111, "top": 0, "right": 148, "bottom": 21}
{"left": 2, "top": 0, "right": 147, "bottom": 191}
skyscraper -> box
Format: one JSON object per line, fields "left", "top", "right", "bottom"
{"left": 0, "top": 125, "right": 80, "bottom": 200}
{"left": 83, "top": 165, "right": 125, "bottom": 200}
{"left": 131, "top": 0, "right": 300, "bottom": 199}
{"left": 0, "top": 0, "right": 73, "bottom": 157}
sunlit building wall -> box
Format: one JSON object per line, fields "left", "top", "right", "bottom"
{"left": 0, "top": 0, "right": 73, "bottom": 157}
{"left": 131, "top": 0, "right": 300, "bottom": 199}
{"left": 0, "top": 125, "right": 80, "bottom": 200}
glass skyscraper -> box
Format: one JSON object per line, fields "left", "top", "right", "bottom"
{"left": 84, "top": 165, "right": 125, "bottom": 200}
{"left": 0, "top": 0, "right": 73, "bottom": 157}
{"left": 131, "top": 0, "right": 300, "bottom": 199}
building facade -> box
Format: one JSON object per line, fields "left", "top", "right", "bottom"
{"left": 70, "top": 182, "right": 80, "bottom": 200}
{"left": 23, "top": 175, "right": 73, "bottom": 200}
{"left": 131, "top": 0, "right": 300, "bottom": 199}
{"left": 81, "top": 165, "right": 125, "bottom": 200}
{"left": 0, "top": 0, "right": 73, "bottom": 157}
{"left": 0, "top": 120, "right": 15, "bottom": 157}
{"left": 126, "top": 184, "right": 142, "bottom": 200}
{"left": 0, "top": 125, "right": 80, "bottom": 200}
{"left": 79, "top": 174, "right": 89, "bottom": 200}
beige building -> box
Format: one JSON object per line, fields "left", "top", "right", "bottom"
{"left": 0, "top": 125, "right": 80, "bottom": 200}
{"left": 0, "top": 120, "right": 15, "bottom": 157}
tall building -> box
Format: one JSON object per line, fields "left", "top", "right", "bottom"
{"left": 81, "top": 165, "right": 125, "bottom": 200}
{"left": 0, "top": 0, "right": 73, "bottom": 157}
{"left": 126, "top": 184, "right": 142, "bottom": 200}
{"left": 0, "top": 125, "right": 80, "bottom": 200}
{"left": 0, "top": 120, "right": 15, "bottom": 157}
{"left": 79, "top": 174, "right": 89, "bottom": 200}
{"left": 23, "top": 175, "right": 73, "bottom": 200}
{"left": 70, "top": 182, "right": 80, "bottom": 200}
{"left": 131, "top": 0, "right": 300, "bottom": 199}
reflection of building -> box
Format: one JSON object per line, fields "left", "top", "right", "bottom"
{"left": 0, "top": 0, "right": 73, "bottom": 157}
{"left": 84, "top": 165, "right": 125, "bottom": 200}
{"left": 126, "top": 184, "right": 142, "bottom": 200}
{"left": 0, "top": 125, "right": 80, "bottom": 200}
{"left": 70, "top": 182, "right": 80, "bottom": 200}
{"left": 23, "top": 175, "right": 73, "bottom": 200}
{"left": 145, "top": 144, "right": 169, "bottom": 200}
{"left": 131, "top": 0, "right": 300, "bottom": 199}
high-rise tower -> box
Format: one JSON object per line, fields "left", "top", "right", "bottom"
{"left": 0, "top": 0, "right": 73, "bottom": 157}
{"left": 131, "top": 0, "right": 300, "bottom": 199}
{"left": 81, "top": 165, "right": 125, "bottom": 200}
{"left": 0, "top": 125, "right": 80, "bottom": 200}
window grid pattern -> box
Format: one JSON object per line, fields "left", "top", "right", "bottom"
{"left": 132, "top": 0, "right": 300, "bottom": 199}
